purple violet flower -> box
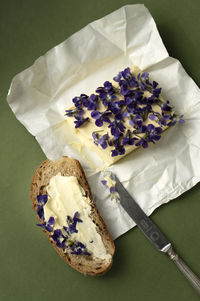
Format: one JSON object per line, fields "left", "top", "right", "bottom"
{"left": 96, "top": 81, "right": 116, "bottom": 106}
{"left": 138, "top": 72, "right": 162, "bottom": 98}
{"left": 149, "top": 112, "right": 170, "bottom": 126}
{"left": 72, "top": 96, "right": 83, "bottom": 109}
{"left": 108, "top": 117, "right": 125, "bottom": 138}
{"left": 51, "top": 229, "right": 67, "bottom": 248}
{"left": 133, "top": 120, "right": 147, "bottom": 134}
{"left": 91, "top": 110, "right": 111, "bottom": 127}
{"left": 178, "top": 115, "right": 184, "bottom": 124}
{"left": 124, "top": 89, "right": 144, "bottom": 109}
{"left": 36, "top": 194, "right": 48, "bottom": 220}
{"left": 110, "top": 186, "right": 116, "bottom": 194}
{"left": 108, "top": 100, "right": 125, "bottom": 115}
{"left": 80, "top": 93, "right": 89, "bottom": 105}
{"left": 37, "top": 216, "right": 55, "bottom": 232}
{"left": 161, "top": 100, "right": 172, "bottom": 112}
{"left": 128, "top": 114, "right": 143, "bottom": 127}
{"left": 146, "top": 124, "right": 162, "bottom": 143}
{"left": 64, "top": 211, "right": 83, "bottom": 235}
{"left": 92, "top": 131, "right": 99, "bottom": 146}
{"left": 37, "top": 194, "right": 48, "bottom": 205}
{"left": 104, "top": 81, "right": 115, "bottom": 94}
{"left": 70, "top": 240, "right": 91, "bottom": 256}
{"left": 65, "top": 107, "right": 84, "bottom": 117}
{"left": 91, "top": 110, "right": 101, "bottom": 120}
{"left": 153, "top": 88, "right": 162, "bottom": 98}
{"left": 101, "top": 180, "right": 107, "bottom": 186}
{"left": 92, "top": 132, "right": 109, "bottom": 149}
{"left": 86, "top": 94, "right": 98, "bottom": 110}
{"left": 98, "top": 134, "right": 109, "bottom": 149}
{"left": 37, "top": 205, "right": 44, "bottom": 220}
{"left": 167, "top": 115, "right": 177, "bottom": 127}
{"left": 101, "top": 173, "right": 120, "bottom": 202}
{"left": 113, "top": 71, "right": 122, "bottom": 82}
{"left": 135, "top": 124, "right": 162, "bottom": 149}
{"left": 147, "top": 94, "right": 156, "bottom": 104}
{"left": 135, "top": 138, "right": 149, "bottom": 148}
{"left": 141, "top": 72, "right": 149, "bottom": 80}
{"left": 121, "top": 67, "right": 138, "bottom": 88}
{"left": 111, "top": 139, "right": 125, "bottom": 157}
{"left": 119, "top": 80, "right": 129, "bottom": 96}
{"left": 45, "top": 217, "right": 55, "bottom": 232}
{"left": 74, "top": 115, "right": 89, "bottom": 128}
{"left": 149, "top": 114, "right": 157, "bottom": 121}
{"left": 122, "top": 129, "right": 138, "bottom": 146}
{"left": 72, "top": 94, "right": 90, "bottom": 109}
{"left": 65, "top": 106, "right": 89, "bottom": 128}
{"left": 65, "top": 108, "right": 77, "bottom": 117}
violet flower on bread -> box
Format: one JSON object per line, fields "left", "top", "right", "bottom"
{"left": 36, "top": 197, "right": 91, "bottom": 256}
{"left": 37, "top": 216, "right": 55, "bottom": 232}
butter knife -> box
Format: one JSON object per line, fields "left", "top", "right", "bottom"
{"left": 115, "top": 176, "right": 200, "bottom": 295}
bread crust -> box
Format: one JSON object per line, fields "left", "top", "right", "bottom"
{"left": 30, "top": 156, "right": 115, "bottom": 275}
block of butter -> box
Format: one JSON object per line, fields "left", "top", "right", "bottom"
{"left": 65, "top": 66, "right": 182, "bottom": 166}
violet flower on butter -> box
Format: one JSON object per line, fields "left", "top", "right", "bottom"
{"left": 111, "top": 139, "right": 125, "bottom": 157}
{"left": 96, "top": 81, "right": 116, "bottom": 106}
{"left": 122, "top": 129, "right": 138, "bottom": 146}
{"left": 92, "top": 132, "right": 109, "bottom": 149}
{"left": 65, "top": 67, "right": 184, "bottom": 157}
{"left": 91, "top": 110, "right": 111, "bottom": 127}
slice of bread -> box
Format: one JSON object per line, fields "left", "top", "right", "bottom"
{"left": 31, "top": 156, "right": 115, "bottom": 275}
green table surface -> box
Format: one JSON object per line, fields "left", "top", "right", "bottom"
{"left": 1, "top": 0, "right": 200, "bottom": 300}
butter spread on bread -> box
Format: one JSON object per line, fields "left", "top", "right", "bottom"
{"left": 65, "top": 66, "right": 183, "bottom": 167}
{"left": 31, "top": 157, "right": 115, "bottom": 275}
{"left": 44, "top": 173, "right": 111, "bottom": 261}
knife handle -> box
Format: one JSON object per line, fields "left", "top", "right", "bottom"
{"left": 167, "top": 247, "right": 200, "bottom": 296}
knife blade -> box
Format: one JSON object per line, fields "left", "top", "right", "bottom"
{"left": 114, "top": 175, "right": 200, "bottom": 295}
{"left": 115, "top": 176, "right": 171, "bottom": 253}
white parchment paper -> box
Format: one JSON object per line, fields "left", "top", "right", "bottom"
{"left": 7, "top": 5, "right": 200, "bottom": 239}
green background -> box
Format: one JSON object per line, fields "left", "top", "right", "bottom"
{"left": 1, "top": 0, "right": 200, "bottom": 300}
